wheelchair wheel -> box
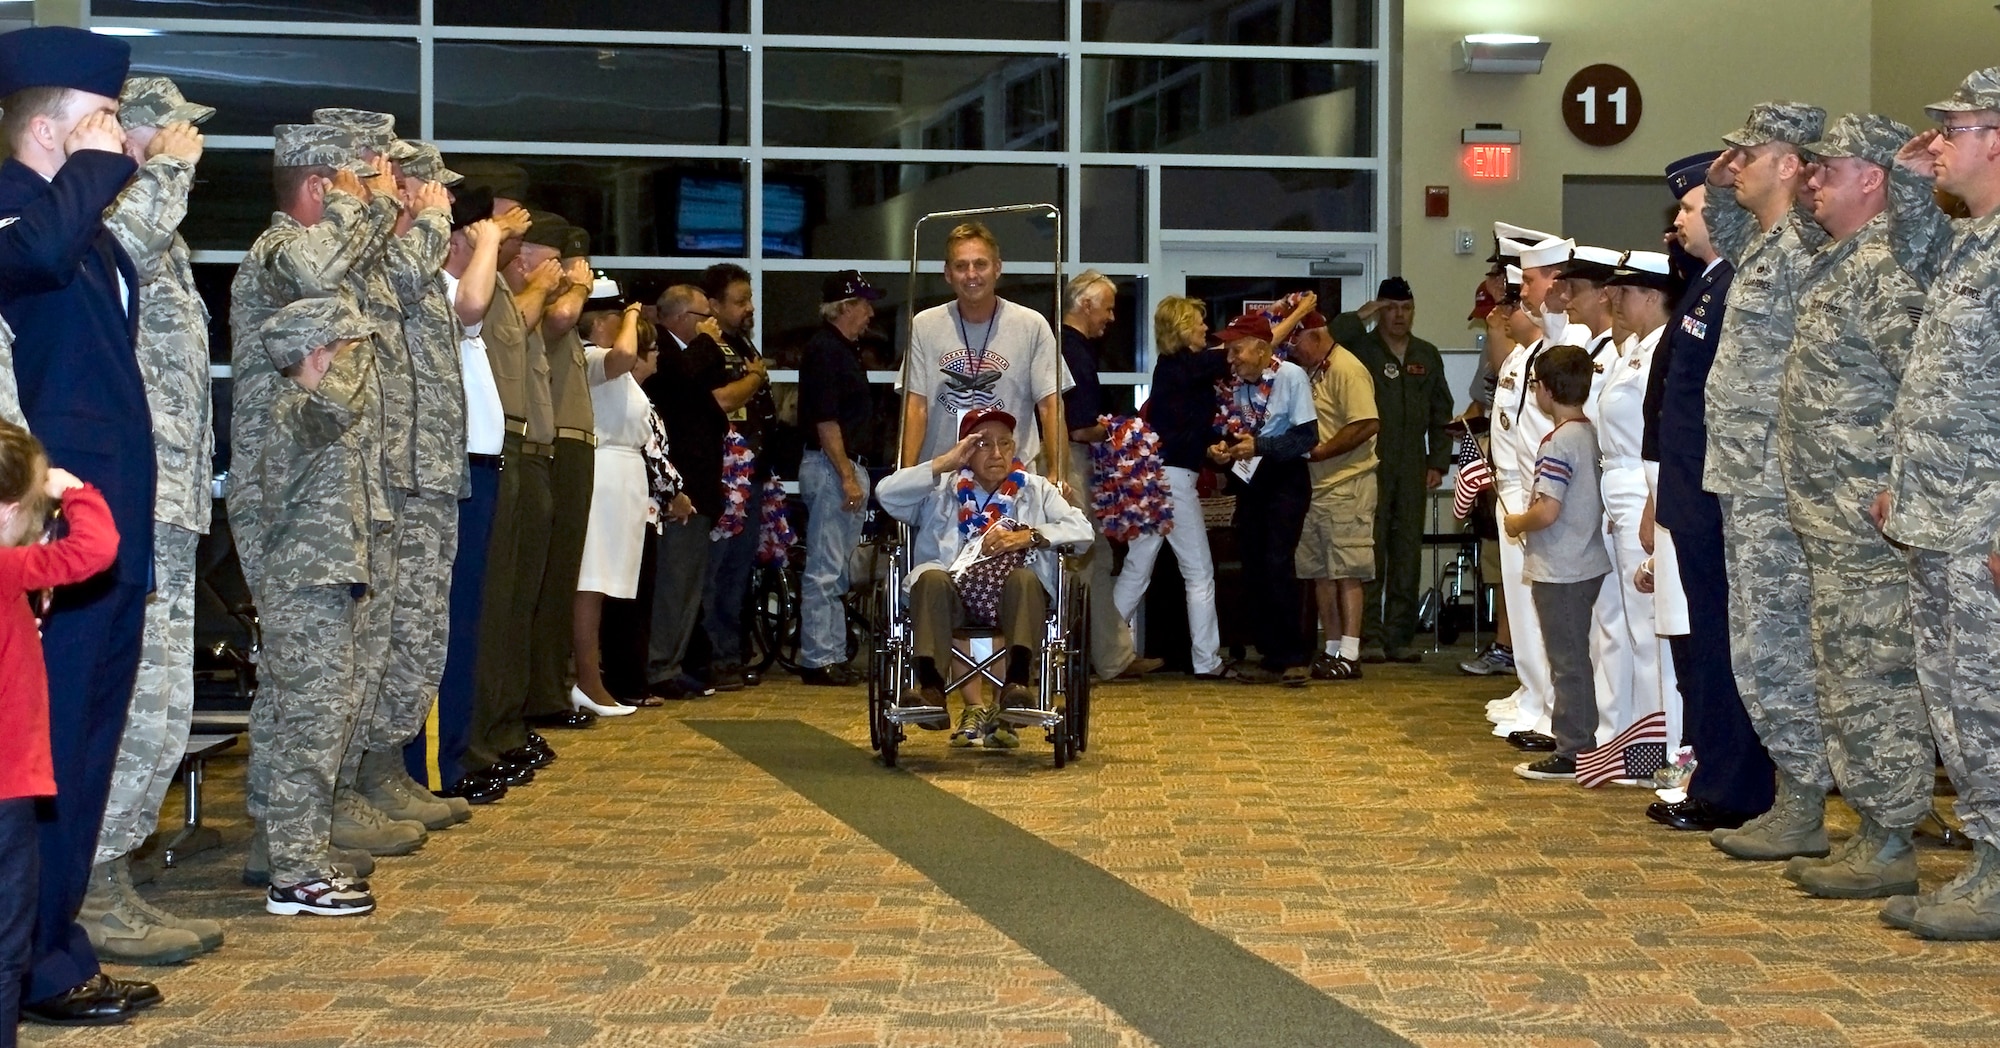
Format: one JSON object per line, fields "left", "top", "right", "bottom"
{"left": 1067, "top": 594, "right": 1090, "bottom": 756}
{"left": 1050, "top": 709, "right": 1067, "bottom": 769}
{"left": 747, "top": 564, "right": 800, "bottom": 674}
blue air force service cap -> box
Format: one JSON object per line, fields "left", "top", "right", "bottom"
{"left": 1665, "top": 151, "right": 1722, "bottom": 200}
{"left": 0, "top": 27, "right": 130, "bottom": 100}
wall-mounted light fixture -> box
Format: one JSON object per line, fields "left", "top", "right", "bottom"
{"left": 1456, "top": 34, "right": 1552, "bottom": 74}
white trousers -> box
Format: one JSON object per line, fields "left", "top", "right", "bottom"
{"left": 1494, "top": 479, "right": 1554, "bottom": 737}
{"left": 1113, "top": 465, "right": 1223, "bottom": 674}
{"left": 1600, "top": 465, "right": 1678, "bottom": 746}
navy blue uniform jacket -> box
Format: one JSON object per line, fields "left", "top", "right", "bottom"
{"left": 1645, "top": 257, "right": 1734, "bottom": 537}
{"left": 0, "top": 151, "right": 152, "bottom": 586}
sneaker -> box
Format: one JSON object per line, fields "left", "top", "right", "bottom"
{"left": 984, "top": 725, "right": 1020, "bottom": 749}
{"left": 1514, "top": 755, "right": 1577, "bottom": 781}
{"left": 266, "top": 875, "right": 376, "bottom": 917}
{"left": 949, "top": 707, "right": 988, "bottom": 748}
{"left": 1459, "top": 643, "right": 1517, "bottom": 677}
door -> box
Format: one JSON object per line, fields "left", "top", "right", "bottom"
{"left": 1156, "top": 244, "right": 1376, "bottom": 371}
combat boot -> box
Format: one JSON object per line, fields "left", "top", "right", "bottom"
{"left": 1883, "top": 839, "right": 1999, "bottom": 929}
{"left": 1908, "top": 840, "right": 2000, "bottom": 940}
{"left": 357, "top": 749, "right": 455, "bottom": 830}
{"left": 1711, "top": 771, "right": 1829, "bottom": 860}
{"left": 78, "top": 860, "right": 204, "bottom": 965}
{"left": 331, "top": 788, "right": 428, "bottom": 856}
{"left": 1797, "top": 822, "right": 1918, "bottom": 899}
{"left": 243, "top": 830, "right": 372, "bottom": 888}
{"left": 1783, "top": 814, "right": 1877, "bottom": 885}
{"left": 389, "top": 757, "right": 470, "bottom": 825}
{"left": 109, "top": 854, "right": 224, "bottom": 952}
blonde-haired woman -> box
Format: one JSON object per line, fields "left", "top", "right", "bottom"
{"left": 1111, "top": 296, "right": 1225, "bottom": 677}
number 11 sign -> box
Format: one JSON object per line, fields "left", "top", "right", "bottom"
{"left": 1561, "top": 64, "right": 1643, "bottom": 147}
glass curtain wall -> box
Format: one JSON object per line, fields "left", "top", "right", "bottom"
{"left": 90, "top": 0, "right": 1387, "bottom": 464}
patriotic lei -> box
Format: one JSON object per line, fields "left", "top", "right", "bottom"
{"left": 1090, "top": 414, "right": 1174, "bottom": 542}
{"left": 1255, "top": 291, "right": 1313, "bottom": 361}
{"left": 710, "top": 425, "right": 755, "bottom": 540}
{"left": 754, "top": 477, "right": 797, "bottom": 566}
{"left": 956, "top": 461, "right": 1027, "bottom": 540}
{"left": 1213, "top": 365, "right": 1279, "bottom": 441}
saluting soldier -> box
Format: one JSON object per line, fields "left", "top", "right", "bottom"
{"left": 1700, "top": 101, "right": 1835, "bottom": 862}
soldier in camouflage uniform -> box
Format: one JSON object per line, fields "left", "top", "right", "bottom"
{"left": 1700, "top": 101, "right": 1835, "bottom": 862}
{"left": 1772, "top": 113, "right": 1933, "bottom": 901}
{"left": 308, "top": 108, "right": 460, "bottom": 842}
{"left": 1878, "top": 68, "right": 2000, "bottom": 940}
{"left": 74, "top": 76, "right": 225, "bottom": 965}
{"left": 229, "top": 123, "right": 427, "bottom": 867}
{"left": 240, "top": 296, "right": 382, "bottom": 917}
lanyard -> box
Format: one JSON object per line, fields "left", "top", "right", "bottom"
{"left": 956, "top": 305, "right": 997, "bottom": 369}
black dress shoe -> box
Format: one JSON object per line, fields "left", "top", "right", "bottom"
{"left": 1507, "top": 731, "right": 1557, "bottom": 752}
{"left": 707, "top": 670, "right": 746, "bottom": 693}
{"left": 800, "top": 665, "right": 861, "bottom": 687}
{"left": 489, "top": 761, "right": 536, "bottom": 787}
{"left": 1648, "top": 798, "right": 1753, "bottom": 832}
{"left": 109, "top": 976, "right": 162, "bottom": 1011}
{"left": 524, "top": 709, "right": 595, "bottom": 730}
{"left": 22, "top": 973, "right": 132, "bottom": 1026}
{"left": 526, "top": 730, "right": 549, "bottom": 748}
{"left": 439, "top": 772, "right": 508, "bottom": 805}
{"left": 503, "top": 744, "right": 554, "bottom": 770}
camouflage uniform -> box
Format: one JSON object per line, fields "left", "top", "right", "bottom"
{"left": 0, "top": 317, "right": 20, "bottom": 428}
{"left": 1777, "top": 116, "right": 1932, "bottom": 832}
{"left": 1885, "top": 74, "right": 2000, "bottom": 852}
{"left": 1702, "top": 101, "right": 1834, "bottom": 795}
{"left": 240, "top": 297, "right": 379, "bottom": 885}
{"left": 94, "top": 86, "right": 215, "bottom": 865}
{"left": 228, "top": 127, "right": 395, "bottom": 872}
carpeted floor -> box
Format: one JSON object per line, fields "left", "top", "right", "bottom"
{"left": 23, "top": 650, "right": 2000, "bottom": 1048}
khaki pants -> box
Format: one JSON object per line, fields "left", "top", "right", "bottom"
{"left": 911, "top": 567, "right": 1046, "bottom": 675}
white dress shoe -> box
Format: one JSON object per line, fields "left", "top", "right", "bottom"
{"left": 570, "top": 685, "right": 635, "bottom": 717}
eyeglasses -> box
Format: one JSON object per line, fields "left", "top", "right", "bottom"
{"left": 1939, "top": 124, "right": 2000, "bottom": 139}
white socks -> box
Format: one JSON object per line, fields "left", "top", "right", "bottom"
{"left": 1340, "top": 636, "right": 1360, "bottom": 661}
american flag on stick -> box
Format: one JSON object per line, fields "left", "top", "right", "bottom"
{"left": 1451, "top": 431, "right": 1493, "bottom": 519}
{"left": 1576, "top": 711, "right": 1669, "bottom": 788}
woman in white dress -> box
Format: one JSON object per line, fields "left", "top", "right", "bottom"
{"left": 571, "top": 306, "right": 692, "bottom": 714}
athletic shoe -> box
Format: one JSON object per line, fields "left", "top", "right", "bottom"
{"left": 266, "top": 875, "right": 376, "bottom": 917}
{"left": 1514, "top": 755, "right": 1577, "bottom": 781}
{"left": 1459, "top": 643, "right": 1517, "bottom": 676}
{"left": 984, "top": 725, "right": 1020, "bottom": 749}
{"left": 1310, "top": 654, "right": 1360, "bottom": 680}
{"left": 949, "top": 707, "right": 987, "bottom": 748}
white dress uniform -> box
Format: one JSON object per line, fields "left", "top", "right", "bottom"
{"left": 1588, "top": 324, "right": 1681, "bottom": 751}
{"left": 576, "top": 343, "right": 653, "bottom": 598}
{"left": 1576, "top": 328, "right": 1632, "bottom": 745}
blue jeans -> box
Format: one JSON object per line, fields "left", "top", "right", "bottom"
{"left": 798, "top": 450, "right": 869, "bottom": 669}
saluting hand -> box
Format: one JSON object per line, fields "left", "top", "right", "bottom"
{"left": 148, "top": 120, "right": 203, "bottom": 164}
{"left": 1897, "top": 130, "right": 1940, "bottom": 180}
{"left": 329, "top": 167, "right": 366, "bottom": 200}
{"left": 525, "top": 256, "right": 563, "bottom": 292}
{"left": 564, "top": 256, "right": 593, "bottom": 288}
{"left": 1706, "top": 149, "right": 1739, "bottom": 189}
{"left": 495, "top": 206, "right": 533, "bottom": 239}
{"left": 64, "top": 111, "right": 125, "bottom": 157}
{"left": 363, "top": 154, "right": 397, "bottom": 199}
{"left": 932, "top": 432, "right": 982, "bottom": 475}
{"left": 413, "top": 179, "right": 450, "bottom": 215}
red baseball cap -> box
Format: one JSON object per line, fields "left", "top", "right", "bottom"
{"left": 958, "top": 407, "right": 1018, "bottom": 440}
{"left": 1214, "top": 312, "right": 1274, "bottom": 345}
{"left": 1297, "top": 310, "right": 1327, "bottom": 331}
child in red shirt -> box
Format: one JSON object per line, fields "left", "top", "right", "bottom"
{"left": 0, "top": 421, "right": 120, "bottom": 1041}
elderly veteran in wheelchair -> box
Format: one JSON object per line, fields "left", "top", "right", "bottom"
{"left": 877, "top": 407, "right": 1094, "bottom": 748}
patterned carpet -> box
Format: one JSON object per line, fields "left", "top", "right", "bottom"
{"left": 23, "top": 650, "right": 2000, "bottom": 1048}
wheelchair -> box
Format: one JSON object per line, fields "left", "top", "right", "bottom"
{"left": 864, "top": 522, "right": 1092, "bottom": 769}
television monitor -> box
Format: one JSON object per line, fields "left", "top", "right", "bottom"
{"left": 668, "top": 174, "right": 810, "bottom": 259}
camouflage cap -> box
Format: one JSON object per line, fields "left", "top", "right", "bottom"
{"left": 261, "top": 296, "right": 372, "bottom": 371}
{"left": 386, "top": 138, "right": 420, "bottom": 163}
{"left": 271, "top": 123, "right": 372, "bottom": 176}
{"left": 398, "top": 140, "right": 463, "bottom": 186}
{"left": 1804, "top": 112, "right": 1915, "bottom": 170}
{"left": 1926, "top": 67, "right": 2000, "bottom": 121}
{"left": 1721, "top": 101, "right": 1827, "bottom": 149}
{"left": 117, "top": 75, "right": 214, "bottom": 130}
{"left": 310, "top": 107, "right": 395, "bottom": 155}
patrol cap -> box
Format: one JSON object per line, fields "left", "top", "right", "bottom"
{"left": 958, "top": 407, "right": 1017, "bottom": 440}
{"left": 1721, "top": 101, "right": 1826, "bottom": 149}
{"left": 1665, "top": 151, "right": 1722, "bottom": 199}
{"left": 1609, "top": 250, "right": 1674, "bottom": 292}
{"left": 261, "top": 296, "right": 372, "bottom": 371}
{"left": 520, "top": 210, "right": 572, "bottom": 252}
{"left": 399, "top": 140, "right": 463, "bottom": 186}
{"left": 1559, "top": 245, "right": 1621, "bottom": 283}
{"left": 1926, "top": 67, "right": 2000, "bottom": 121}
{"left": 1377, "top": 277, "right": 1414, "bottom": 301}
{"left": 0, "top": 27, "right": 129, "bottom": 100}
{"left": 271, "top": 123, "right": 372, "bottom": 176}
{"left": 1805, "top": 112, "right": 1915, "bottom": 170}
{"left": 311, "top": 107, "right": 395, "bottom": 155}
{"left": 1214, "top": 312, "right": 1274, "bottom": 346}
{"left": 560, "top": 226, "right": 591, "bottom": 260}
{"left": 117, "top": 76, "right": 214, "bottom": 130}
{"left": 1517, "top": 236, "right": 1574, "bottom": 270}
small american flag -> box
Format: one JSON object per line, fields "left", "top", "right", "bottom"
{"left": 1576, "top": 711, "right": 1669, "bottom": 788}
{"left": 1451, "top": 432, "right": 1492, "bottom": 519}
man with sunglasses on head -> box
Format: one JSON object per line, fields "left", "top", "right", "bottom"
{"left": 1875, "top": 68, "right": 2000, "bottom": 940}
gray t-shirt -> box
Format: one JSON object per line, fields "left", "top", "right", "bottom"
{"left": 901, "top": 297, "right": 1070, "bottom": 467}
{"left": 1522, "top": 418, "right": 1613, "bottom": 584}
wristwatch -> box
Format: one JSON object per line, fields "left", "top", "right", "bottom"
{"left": 1029, "top": 528, "right": 1050, "bottom": 550}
